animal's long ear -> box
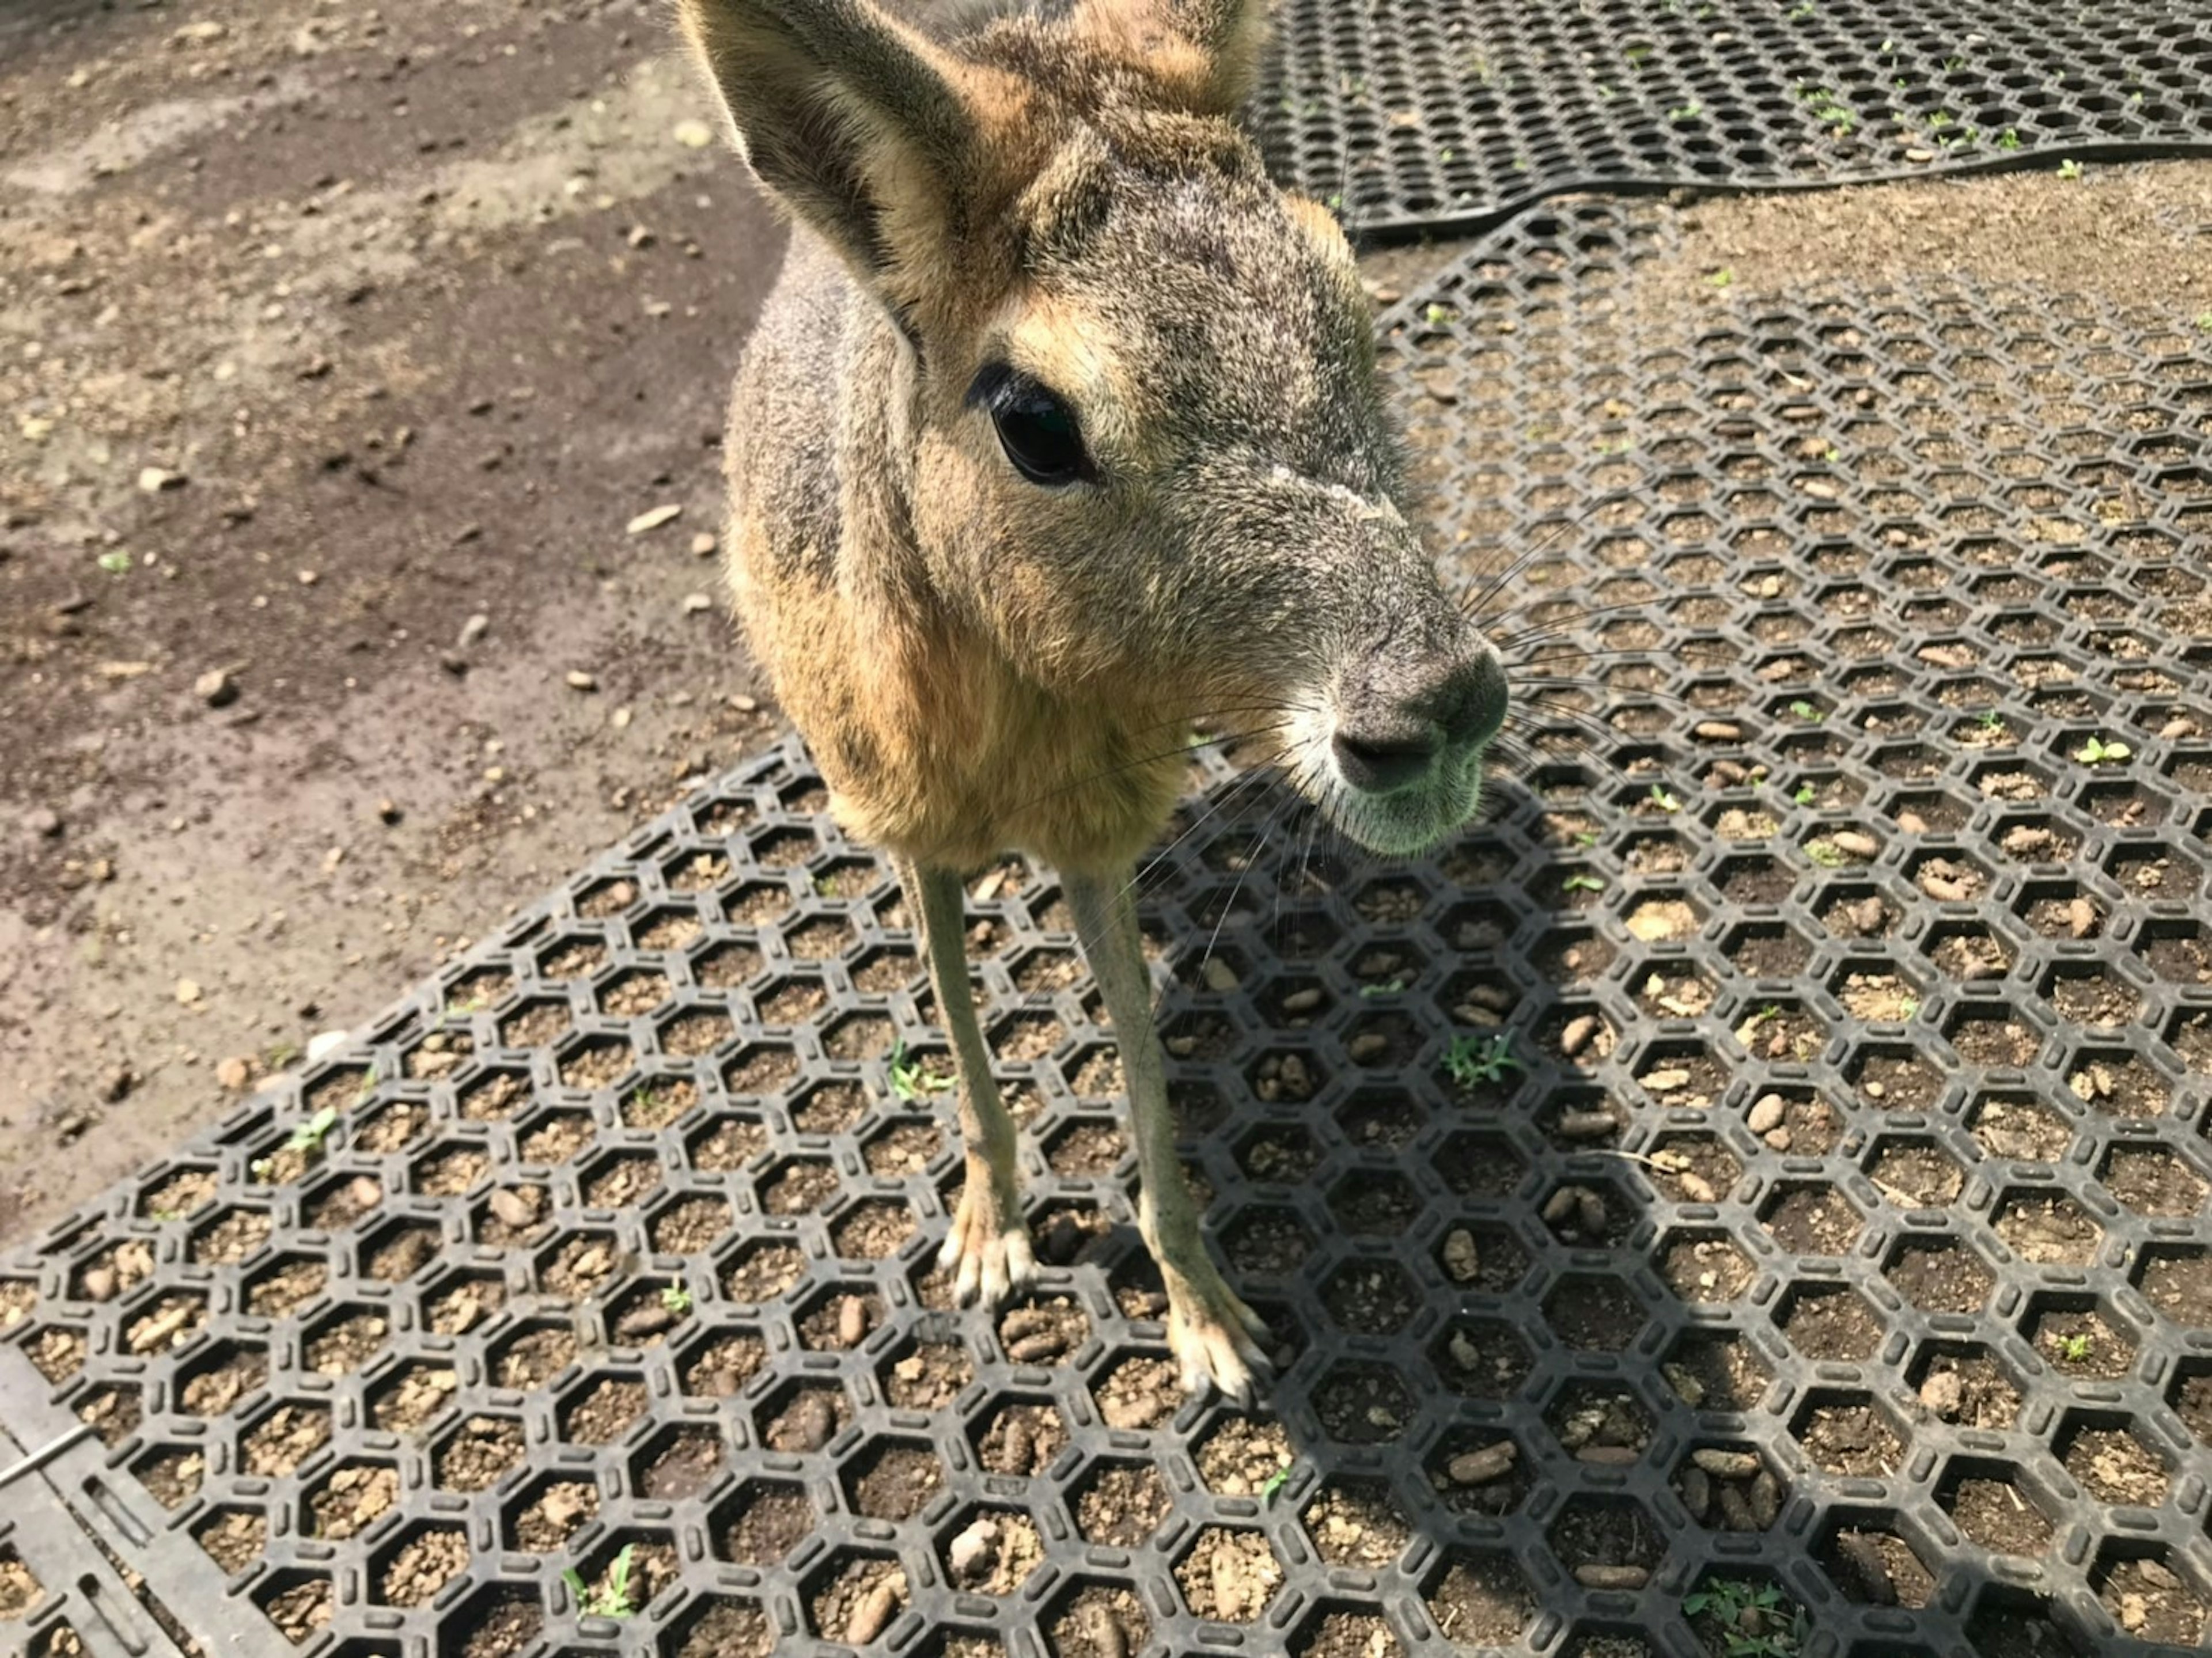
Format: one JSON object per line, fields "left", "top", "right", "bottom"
{"left": 1073, "top": 0, "right": 1272, "bottom": 115}
{"left": 678, "top": 0, "right": 1007, "bottom": 318}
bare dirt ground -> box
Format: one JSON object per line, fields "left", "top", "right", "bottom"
{"left": 6, "top": 0, "right": 2210, "bottom": 1247}
{"left": 1, "top": 0, "right": 787, "bottom": 1240}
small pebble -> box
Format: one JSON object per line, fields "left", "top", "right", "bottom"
{"left": 1559, "top": 1014, "right": 1599, "bottom": 1057}
{"left": 1446, "top": 1441, "right": 1516, "bottom": 1485}
{"left": 1746, "top": 1093, "right": 1786, "bottom": 1134}
{"left": 1831, "top": 830, "right": 1880, "bottom": 859}
{"left": 1441, "top": 1228, "right": 1480, "bottom": 1283}
{"left": 565, "top": 669, "right": 598, "bottom": 692}
{"left": 844, "top": 1581, "right": 898, "bottom": 1645}
{"left": 1575, "top": 1564, "right": 1651, "bottom": 1591}
{"left": 1691, "top": 1448, "right": 1760, "bottom": 1479}
{"left": 836, "top": 1295, "right": 868, "bottom": 1349}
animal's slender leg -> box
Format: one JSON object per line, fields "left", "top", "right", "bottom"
{"left": 904, "top": 859, "right": 1034, "bottom": 1304}
{"left": 1064, "top": 868, "right": 1270, "bottom": 1403}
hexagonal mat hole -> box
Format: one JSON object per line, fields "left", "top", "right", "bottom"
{"left": 1849, "top": 1045, "right": 1946, "bottom": 1111}
{"left": 444, "top": 1582, "right": 546, "bottom": 1658}
{"left": 1759, "top": 1183, "right": 1865, "bottom": 1257}
{"left": 662, "top": 1593, "right": 772, "bottom": 1658}
{"left": 1325, "top": 1169, "right": 1422, "bottom": 1236}
{"left": 941, "top": 1507, "right": 1045, "bottom": 1598}
{"left": 1658, "top": 1230, "right": 1754, "bottom": 1303}
{"left": 1774, "top": 1279, "right": 1887, "bottom": 1363}
{"left": 1791, "top": 1391, "right": 1906, "bottom": 1478}
{"left": 374, "top": 1523, "right": 470, "bottom": 1608}
{"left": 1817, "top": 1516, "right": 1936, "bottom": 1608}
{"left": 877, "top": 1336, "right": 971, "bottom": 1412}
{"left": 177, "top": 1341, "right": 270, "bottom": 1418}
{"left": 1424, "top": 1551, "right": 1535, "bottom": 1649}
{"left": 998, "top": 1294, "right": 1089, "bottom": 1366}
{"left": 1885, "top": 1236, "right": 1995, "bottom": 1315}
{"left": 2092, "top": 1545, "right": 2206, "bottom": 1645}
{"left": 1176, "top": 1525, "right": 1282, "bottom": 1623}
{"left": 2025, "top": 1298, "right": 2135, "bottom": 1381}
{"left": 862, "top": 1117, "right": 945, "bottom": 1176}
{"left": 123, "top": 1289, "right": 209, "bottom": 1357}
{"left": 1994, "top": 1189, "right": 2104, "bottom": 1266}
{"left": 1043, "top": 1579, "right": 1149, "bottom": 1658}
{"left": 972, "top": 1396, "right": 1069, "bottom": 1478}
{"left": 1683, "top": 1573, "right": 1807, "bottom": 1658}
{"left": 361, "top": 1219, "right": 441, "bottom": 1283}
{"left": 1547, "top": 1380, "right": 1653, "bottom": 1463}
{"left": 712, "top": 1477, "right": 815, "bottom": 1566}
{"left": 1645, "top": 1135, "right": 1740, "bottom": 1205}
{"left": 1911, "top": 1341, "right": 2022, "bottom": 1431}
{"left": 1301, "top": 1477, "right": 1410, "bottom": 1571}
{"left": 1312, "top": 1360, "right": 1417, "bottom": 1443}
{"left": 1054, "top": 1454, "right": 1176, "bottom": 1563}
{"left": 490, "top": 1321, "right": 577, "bottom": 1391}
{"left": 573, "top": 1533, "right": 679, "bottom": 1620}
{"left": 433, "top": 1414, "right": 527, "bottom": 1492}
{"left": 1657, "top": 1329, "right": 1768, "bottom": 1413}
{"left": 503, "top": 1473, "right": 599, "bottom": 1553}
{"left": 1866, "top": 1135, "right": 1965, "bottom": 1206}
{"left": 634, "top": 1424, "right": 727, "bottom": 1502}
{"left": 1426, "top": 1428, "right": 1529, "bottom": 1517}
{"left": 844, "top": 1440, "right": 945, "bottom": 1523}
{"left": 369, "top": 1361, "right": 460, "bottom": 1434}
{"left": 721, "top": 1238, "right": 808, "bottom": 1304}
{"left": 756, "top": 1379, "right": 851, "bottom": 1454}
{"left": 1220, "top": 1205, "right": 1313, "bottom": 1277}
{"left": 1969, "top": 1090, "right": 2076, "bottom": 1162}
{"left": 240, "top": 1401, "right": 332, "bottom": 1477}
{"left": 192, "top": 1505, "right": 269, "bottom": 1576}
{"left": 2099, "top": 1143, "right": 2206, "bottom": 1216}
{"left": 1543, "top": 1275, "right": 1648, "bottom": 1353}
{"left": 1540, "top": 1178, "right": 1631, "bottom": 1247}
{"left": 303, "top": 1459, "right": 402, "bottom": 1556}
{"left": 1938, "top": 1460, "right": 2054, "bottom": 1557}
{"left": 2137, "top": 1243, "right": 2212, "bottom": 1327}
{"left": 1550, "top": 1496, "right": 1662, "bottom": 1588}
{"left": 1430, "top": 1316, "right": 1533, "bottom": 1401}
{"left": 1676, "top": 1445, "right": 1786, "bottom": 1533}
{"left": 1318, "top": 1255, "right": 1421, "bottom": 1335}
{"left": 828, "top": 1198, "right": 915, "bottom": 1264}
{"left": 255, "top": 1569, "right": 335, "bottom": 1646}
{"left": 1090, "top": 1350, "right": 1182, "bottom": 1432}
{"left": 132, "top": 1443, "right": 207, "bottom": 1511}
{"left": 2058, "top": 1413, "right": 2173, "bottom": 1508}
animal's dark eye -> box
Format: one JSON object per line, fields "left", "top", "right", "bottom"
{"left": 967, "top": 364, "right": 1091, "bottom": 486}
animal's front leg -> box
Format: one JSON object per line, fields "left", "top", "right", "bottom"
{"left": 1063, "top": 869, "right": 1271, "bottom": 1405}
{"left": 903, "top": 859, "right": 1035, "bottom": 1305}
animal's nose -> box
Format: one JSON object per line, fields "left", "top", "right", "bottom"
{"left": 1331, "top": 648, "right": 1507, "bottom": 796}
{"left": 1331, "top": 724, "right": 1437, "bottom": 794}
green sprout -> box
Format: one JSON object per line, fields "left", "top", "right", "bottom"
{"left": 1706, "top": 267, "right": 1735, "bottom": 288}
{"left": 2075, "top": 735, "right": 2131, "bottom": 766}
{"left": 1976, "top": 708, "right": 2005, "bottom": 731}
{"left": 1260, "top": 1465, "right": 1291, "bottom": 1505}
{"left": 888, "top": 1038, "right": 953, "bottom": 1103}
{"left": 2197, "top": 312, "right": 2212, "bottom": 333}
{"left": 1650, "top": 784, "right": 1683, "bottom": 814}
{"left": 1805, "top": 840, "right": 1847, "bottom": 870}
{"left": 1562, "top": 872, "right": 1607, "bottom": 894}
{"left": 252, "top": 1105, "right": 339, "bottom": 1178}
{"left": 1789, "top": 700, "right": 1824, "bottom": 723}
{"left": 2056, "top": 158, "right": 2083, "bottom": 180}
{"left": 2053, "top": 1332, "right": 2092, "bottom": 1363}
{"left": 97, "top": 551, "right": 132, "bottom": 575}
{"left": 1995, "top": 127, "right": 2022, "bottom": 150}
{"left": 1791, "top": 782, "right": 1817, "bottom": 806}
{"left": 1358, "top": 978, "right": 1407, "bottom": 998}
{"left": 661, "top": 1281, "right": 693, "bottom": 1314}
{"left": 1683, "top": 1579, "right": 1807, "bottom": 1658}
{"left": 565, "top": 1544, "right": 637, "bottom": 1620}
{"left": 1423, "top": 302, "right": 1454, "bottom": 325}
{"left": 1668, "top": 100, "right": 1703, "bottom": 122}
{"left": 1442, "top": 1031, "right": 1524, "bottom": 1089}
{"left": 1573, "top": 829, "right": 1601, "bottom": 848}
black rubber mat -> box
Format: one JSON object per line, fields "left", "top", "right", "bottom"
{"left": 1255, "top": 0, "right": 2212, "bottom": 238}
{"left": 5, "top": 206, "right": 2212, "bottom": 1657}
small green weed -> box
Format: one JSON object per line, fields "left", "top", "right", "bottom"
{"left": 1791, "top": 782, "right": 1817, "bottom": 806}
{"left": 1442, "top": 1031, "right": 1524, "bottom": 1090}
{"left": 1683, "top": 1578, "right": 1807, "bottom": 1658}
{"left": 97, "top": 551, "right": 132, "bottom": 575}
{"left": 1788, "top": 700, "right": 1824, "bottom": 723}
{"left": 1562, "top": 872, "right": 1606, "bottom": 895}
{"left": 1649, "top": 784, "right": 1683, "bottom": 814}
{"left": 661, "top": 1282, "right": 693, "bottom": 1315}
{"left": 2056, "top": 158, "right": 2083, "bottom": 180}
{"left": 565, "top": 1545, "right": 637, "bottom": 1620}
{"left": 2075, "top": 735, "right": 2131, "bottom": 766}
{"left": 1706, "top": 266, "right": 1734, "bottom": 287}
{"left": 252, "top": 1105, "right": 339, "bottom": 1178}
{"left": 1358, "top": 978, "right": 1407, "bottom": 998}
{"left": 2052, "top": 1331, "right": 2092, "bottom": 1363}
{"left": 1668, "top": 100, "right": 1703, "bottom": 122}
{"left": 888, "top": 1039, "right": 953, "bottom": 1103}
{"left": 1260, "top": 1465, "right": 1290, "bottom": 1505}
{"left": 1805, "top": 841, "right": 1846, "bottom": 870}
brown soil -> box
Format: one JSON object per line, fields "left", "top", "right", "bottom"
{"left": 717, "top": 1482, "right": 812, "bottom": 1565}
{"left": 2096, "top": 1555, "right": 2203, "bottom": 1645}
{"left": 1823, "top": 1530, "right": 1934, "bottom": 1608}
{"left": 1074, "top": 1461, "right": 1171, "bottom": 1547}
{"left": 638, "top": 1428, "right": 725, "bottom": 1501}
{"left": 262, "top": 1577, "right": 334, "bottom": 1645}
{"left": 1046, "top": 1585, "right": 1149, "bottom": 1658}
{"left": 1297, "top": 1612, "right": 1406, "bottom": 1658}
{"left": 1663, "top": 1334, "right": 1769, "bottom": 1413}
{"left": 2066, "top": 1427, "right": 2172, "bottom": 1507}
{"left": 455, "top": 1592, "right": 545, "bottom": 1658}
{"left": 494, "top": 1325, "right": 578, "bottom": 1391}
{"left": 1176, "top": 1527, "right": 1282, "bottom": 1622}
{"left": 672, "top": 1602, "right": 772, "bottom": 1658}
{"left": 809, "top": 1557, "right": 908, "bottom": 1646}
{"left": 1796, "top": 1402, "right": 1903, "bottom": 1477}
{"left": 942, "top": 1511, "right": 1045, "bottom": 1597}
{"left": 1778, "top": 1285, "right": 1885, "bottom": 1361}
{"left": 1425, "top": 1554, "right": 1533, "bottom": 1649}
{"left": 561, "top": 1378, "right": 647, "bottom": 1445}
{"left": 682, "top": 1331, "right": 767, "bottom": 1397}
{"left": 1916, "top": 1351, "right": 2021, "bottom": 1431}
{"left": 433, "top": 1415, "right": 526, "bottom": 1491}
{"left": 378, "top": 1528, "right": 468, "bottom": 1608}
{"left": 2031, "top": 1308, "right": 2134, "bottom": 1380}
{"left": 849, "top": 1444, "right": 945, "bottom": 1522}
{"left": 1887, "top": 1239, "right": 1995, "bottom": 1314}
{"left": 1303, "top": 1479, "right": 1410, "bottom": 1570}
{"left": 309, "top": 1464, "right": 399, "bottom": 1541}
{"left": 193, "top": 1509, "right": 267, "bottom": 1574}
{"left": 1949, "top": 1478, "right": 2053, "bottom": 1555}
{"left": 241, "top": 1403, "right": 329, "bottom": 1476}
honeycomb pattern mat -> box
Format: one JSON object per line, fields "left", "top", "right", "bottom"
{"left": 6, "top": 214, "right": 2212, "bottom": 1658}
{"left": 1254, "top": 0, "right": 2212, "bottom": 238}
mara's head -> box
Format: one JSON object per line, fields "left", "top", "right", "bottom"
{"left": 682, "top": 0, "right": 1506, "bottom": 856}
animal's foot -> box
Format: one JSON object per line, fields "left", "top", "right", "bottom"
{"left": 1158, "top": 1244, "right": 1272, "bottom": 1407}
{"left": 940, "top": 1163, "right": 1036, "bottom": 1307}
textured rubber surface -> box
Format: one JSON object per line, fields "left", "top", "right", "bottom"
{"left": 1255, "top": 0, "right": 2212, "bottom": 238}
{"left": 6, "top": 210, "right": 2212, "bottom": 1658}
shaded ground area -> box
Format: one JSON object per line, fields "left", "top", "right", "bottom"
{"left": 1, "top": 0, "right": 788, "bottom": 1239}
